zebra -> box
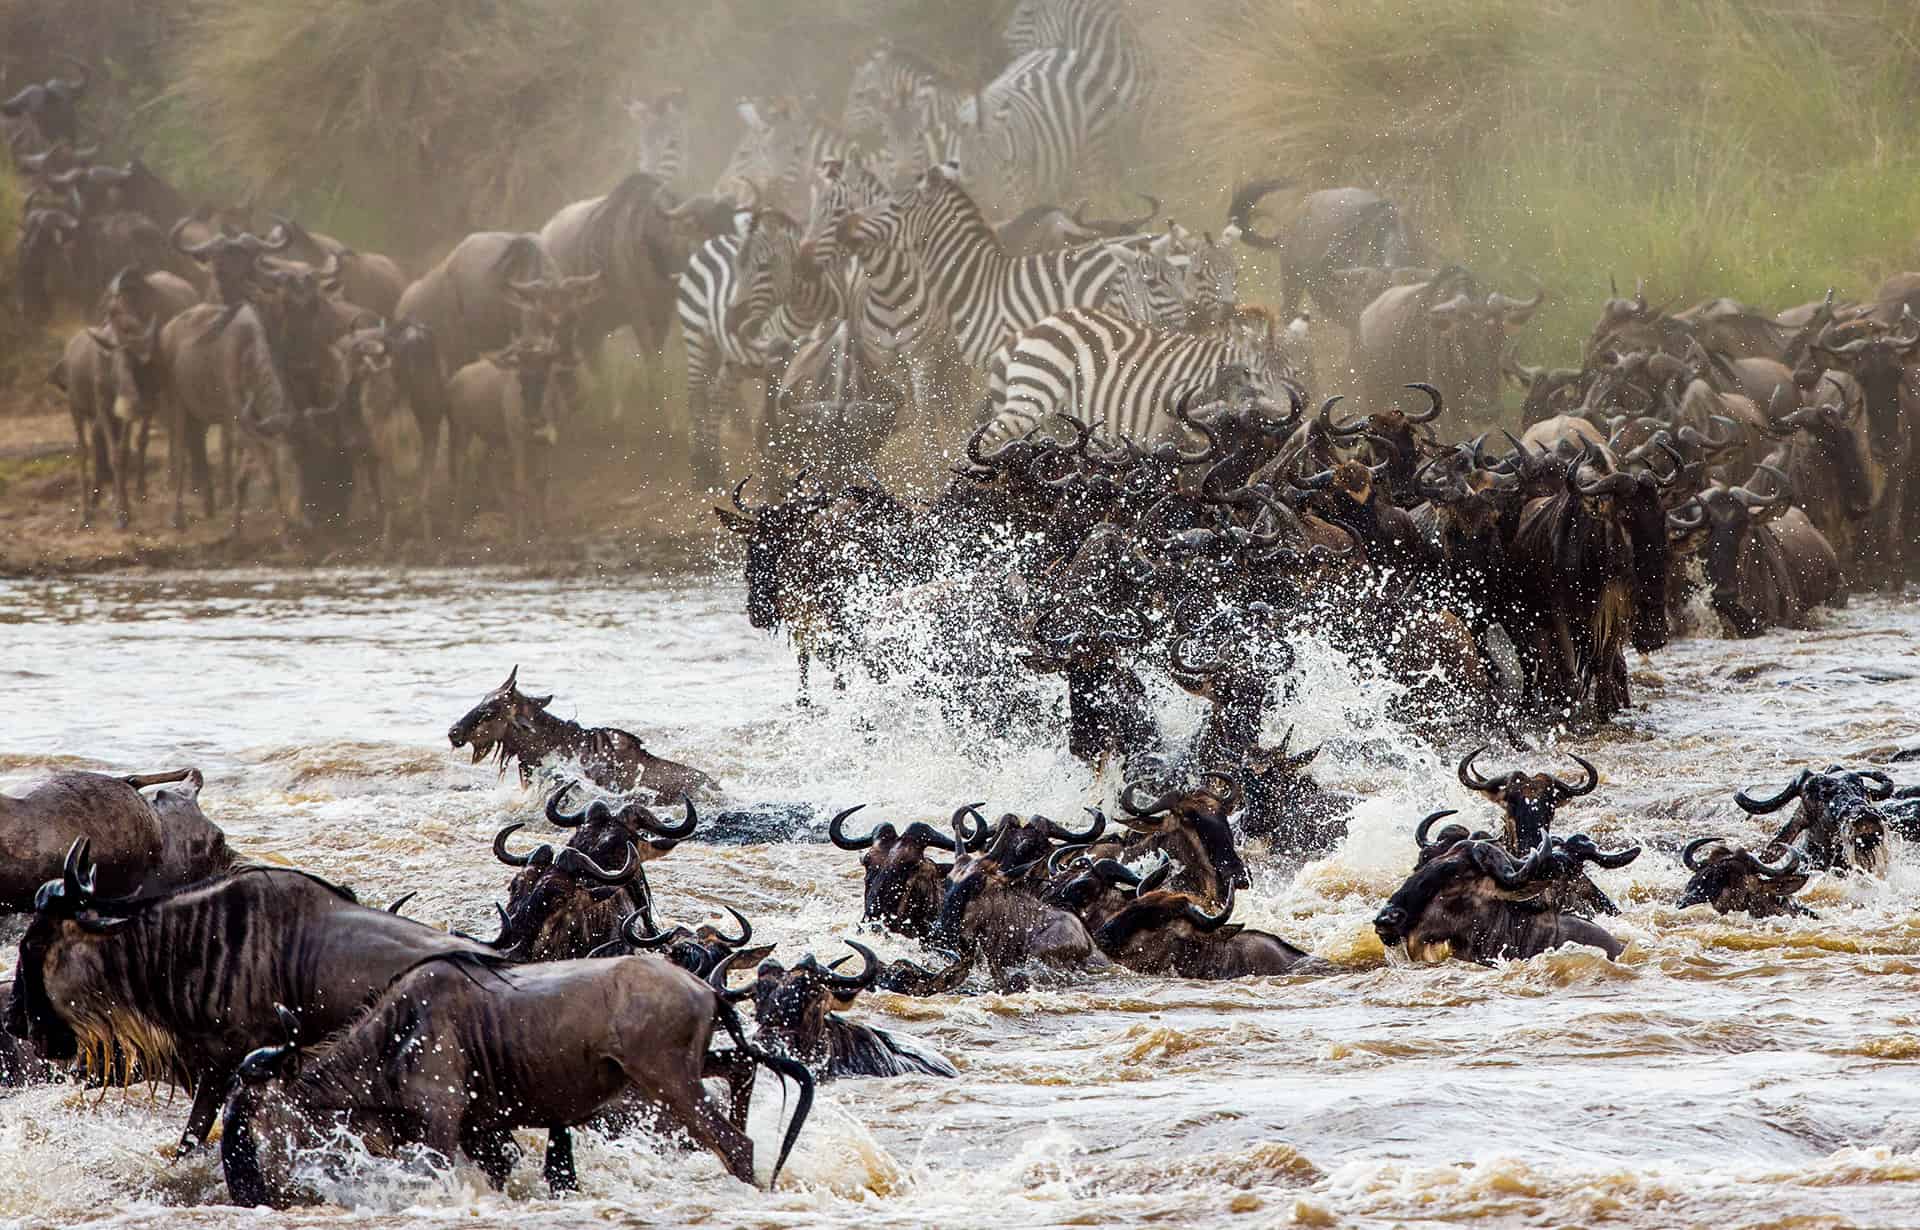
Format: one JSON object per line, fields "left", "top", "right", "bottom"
{"left": 942, "top": 49, "right": 1112, "bottom": 209}
{"left": 716, "top": 97, "right": 865, "bottom": 217}
{"left": 843, "top": 42, "right": 968, "bottom": 137}
{"left": 843, "top": 160, "right": 1130, "bottom": 371}
{"left": 677, "top": 208, "right": 840, "bottom": 483}
{"left": 982, "top": 306, "right": 1308, "bottom": 448}
{"left": 623, "top": 88, "right": 688, "bottom": 186}
{"left": 1001, "top": 0, "right": 1152, "bottom": 174}
{"left": 801, "top": 157, "right": 967, "bottom": 447}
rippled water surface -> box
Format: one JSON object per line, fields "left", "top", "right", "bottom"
{"left": 2, "top": 569, "right": 1918, "bottom": 1229}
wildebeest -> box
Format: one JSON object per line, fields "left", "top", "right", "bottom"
{"left": 1230, "top": 181, "right": 1421, "bottom": 328}
{"left": 1803, "top": 314, "right": 1918, "bottom": 587}
{"left": 1353, "top": 266, "right": 1543, "bottom": 416}
{"left": 931, "top": 844, "right": 1097, "bottom": 982}
{"left": 1676, "top": 839, "right": 1811, "bottom": 918}
{"left": 444, "top": 335, "right": 573, "bottom": 538}
{"left": 1101, "top": 776, "right": 1251, "bottom": 908}
{"left": 447, "top": 665, "right": 719, "bottom": 801}
{"left": 482, "top": 785, "right": 697, "bottom": 962}
{"left": 219, "top": 953, "right": 813, "bottom": 1204}
{"left": 1456, "top": 746, "right": 1599, "bottom": 851}
{"left": 269, "top": 215, "right": 407, "bottom": 318}
{"left": 1666, "top": 470, "right": 1842, "bottom": 637}
{"left": 1372, "top": 834, "right": 1627, "bottom": 963}
{"left": 538, "top": 171, "right": 737, "bottom": 358}
{"left": 1733, "top": 766, "right": 1895, "bottom": 875}
{"left": 0, "top": 768, "right": 230, "bottom": 913}
{"left": 829, "top": 803, "right": 969, "bottom": 939}
{"left": 711, "top": 941, "right": 958, "bottom": 1080}
{"left": 60, "top": 266, "right": 200, "bottom": 528}
{"left": 1, "top": 55, "right": 89, "bottom": 152}
{"left": 1091, "top": 885, "right": 1319, "bottom": 978}
{"left": 8, "top": 844, "right": 496, "bottom": 1152}
{"left": 156, "top": 300, "right": 307, "bottom": 532}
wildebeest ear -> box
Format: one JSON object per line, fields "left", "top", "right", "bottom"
{"left": 734, "top": 943, "right": 777, "bottom": 966}
{"left": 502, "top": 664, "right": 519, "bottom": 692}
{"left": 525, "top": 693, "right": 552, "bottom": 709}
{"left": 713, "top": 507, "right": 757, "bottom": 533}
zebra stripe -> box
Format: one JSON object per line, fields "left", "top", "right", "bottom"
{"left": 1003, "top": 0, "right": 1151, "bottom": 116}
{"left": 843, "top": 43, "right": 967, "bottom": 136}
{"left": 717, "top": 99, "right": 867, "bottom": 216}
{"left": 624, "top": 89, "right": 688, "bottom": 186}
{"left": 985, "top": 307, "right": 1306, "bottom": 447}
{"left": 847, "top": 162, "right": 1128, "bottom": 369}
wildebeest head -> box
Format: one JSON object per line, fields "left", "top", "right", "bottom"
{"left": 1733, "top": 765, "right": 1895, "bottom": 875}
{"left": 1113, "top": 772, "right": 1251, "bottom": 905}
{"left": 1457, "top": 745, "right": 1599, "bottom": 851}
{"left": 1664, "top": 467, "right": 1792, "bottom": 639}
{"left": 714, "top": 940, "right": 880, "bottom": 1072}
{"left": 830, "top": 803, "right": 965, "bottom": 938}
{"left": 447, "top": 665, "right": 553, "bottom": 770}
{"left": 616, "top": 896, "right": 772, "bottom": 976}
{"left": 712, "top": 475, "right": 835, "bottom": 631}
{"left": 1676, "top": 838, "right": 1811, "bottom": 917}
{"left": 1775, "top": 388, "right": 1872, "bottom": 520}
{"left": 16, "top": 203, "right": 84, "bottom": 324}
{"left": 487, "top": 821, "right": 642, "bottom": 961}
{"left": 1810, "top": 313, "right": 1920, "bottom": 459}
{"left": 0, "top": 56, "right": 90, "bottom": 147}
{"left": 7, "top": 840, "right": 105, "bottom": 1064}
{"left": 1373, "top": 833, "right": 1627, "bottom": 963}
{"left": 1422, "top": 273, "right": 1546, "bottom": 410}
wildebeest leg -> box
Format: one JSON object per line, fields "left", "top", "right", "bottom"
{"left": 414, "top": 411, "right": 442, "bottom": 540}
{"left": 106, "top": 406, "right": 133, "bottom": 529}
{"left": 71, "top": 402, "right": 95, "bottom": 529}
{"left": 216, "top": 422, "right": 232, "bottom": 518}
{"left": 508, "top": 434, "right": 528, "bottom": 541}
{"left": 446, "top": 421, "right": 469, "bottom": 526}
{"left": 702, "top": 1048, "right": 757, "bottom": 1132}
{"left": 462, "top": 1123, "right": 520, "bottom": 1190}
{"left": 542, "top": 1124, "right": 578, "bottom": 1193}
{"left": 795, "top": 648, "right": 812, "bottom": 709}
{"left": 230, "top": 442, "right": 251, "bottom": 535}
{"left": 136, "top": 411, "right": 153, "bottom": 501}
{"left": 647, "top": 1078, "right": 756, "bottom": 1186}
{"left": 178, "top": 1070, "right": 231, "bottom": 1154}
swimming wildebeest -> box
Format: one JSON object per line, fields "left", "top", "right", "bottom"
{"left": 219, "top": 952, "right": 814, "bottom": 1204}
{"left": 447, "top": 665, "right": 720, "bottom": 801}
{"left": 0, "top": 768, "right": 230, "bottom": 913}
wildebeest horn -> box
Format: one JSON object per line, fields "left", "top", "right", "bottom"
{"left": 828, "top": 804, "right": 883, "bottom": 850}
{"left": 952, "top": 803, "right": 989, "bottom": 852}
{"left": 167, "top": 215, "right": 224, "bottom": 259}
{"left": 729, "top": 475, "right": 762, "bottom": 518}
{"left": 1457, "top": 745, "right": 1505, "bottom": 792}
{"left": 1551, "top": 753, "right": 1600, "bottom": 798}
{"left": 1317, "top": 395, "right": 1369, "bottom": 437}
{"left": 705, "top": 949, "right": 757, "bottom": 1002}
{"left": 1471, "top": 838, "right": 1549, "bottom": 890}
{"left": 620, "top": 907, "right": 672, "bottom": 950}
{"left": 1561, "top": 833, "right": 1640, "bottom": 869}
{"left": 545, "top": 782, "right": 592, "bottom": 827}
{"left": 1072, "top": 192, "right": 1159, "bottom": 234}
{"left": 1202, "top": 768, "right": 1243, "bottom": 810}
{"left": 555, "top": 842, "right": 639, "bottom": 886}
{"left": 624, "top": 795, "right": 698, "bottom": 839}
{"left": 1403, "top": 382, "right": 1445, "bottom": 423}
{"left": 1119, "top": 780, "right": 1179, "bottom": 819}
{"left": 705, "top": 905, "right": 752, "bottom": 947}
{"left": 1227, "top": 178, "right": 1289, "bottom": 248}
{"left": 1183, "top": 884, "right": 1235, "bottom": 931}
{"left": 1730, "top": 463, "right": 1791, "bottom": 510}
{"left": 825, "top": 940, "right": 881, "bottom": 995}
{"left": 385, "top": 891, "right": 417, "bottom": 915}
{"left": 1038, "top": 808, "right": 1106, "bottom": 844}
{"left": 1734, "top": 770, "right": 1810, "bottom": 815}
{"left": 1048, "top": 842, "right": 1092, "bottom": 876}
{"left": 1414, "top": 809, "right": 1461, "bottom": 848}
{"left": 1749, "top": 843, "right": 1805, "bottom": 879}
{"left": 1572, "top": 445, "right": 1636, "bottom": 498}
{"left": 1857, "top": 769, "right": 1896, "bottom": 801}
{"left": 1667, "top": 498, "right": 1706, "bottom": 533}
{"left": 492, "top": 822, "right": 554, "bottom": 868}
{"left": 1680, "top": 836, "right": 1724, "bottom": 872}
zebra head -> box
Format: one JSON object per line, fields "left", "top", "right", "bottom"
{"left": 625, "top": 88, "right": 688, "bottom": 184}
{"left": 725, "top": 209, "right": 803, "bottom": 340}
{"left": 718, "top": 97, "right": 809, "bottom": 209}
{"left": 803, "top": 158, "right": 888, "bottom": 269}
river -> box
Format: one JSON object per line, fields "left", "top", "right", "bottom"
{"left": 2, "top": 569, "right": 1917, "bottom": 1229}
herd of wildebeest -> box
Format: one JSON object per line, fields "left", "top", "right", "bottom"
{"left": 7, "top": 3, "right": 1920, "bottom": 1209}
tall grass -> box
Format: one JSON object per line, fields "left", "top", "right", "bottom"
{"left": 1146, "top": 0, "right": 1920, "bottom": 360}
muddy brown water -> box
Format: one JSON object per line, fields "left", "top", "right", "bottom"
{"left": 1, "top": 569, "right": 1917, "bottom": 1229}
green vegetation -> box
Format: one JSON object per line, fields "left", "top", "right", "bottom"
{"left": 1144, "top": 0, "right": 1920, "bottom": 357}
{"left": 5, "top": 0, "right": 1919, "bottom": 400}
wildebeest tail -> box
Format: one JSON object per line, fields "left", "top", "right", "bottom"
{"left": 712, "top": 997, "right": 813, "bottom": 1186}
